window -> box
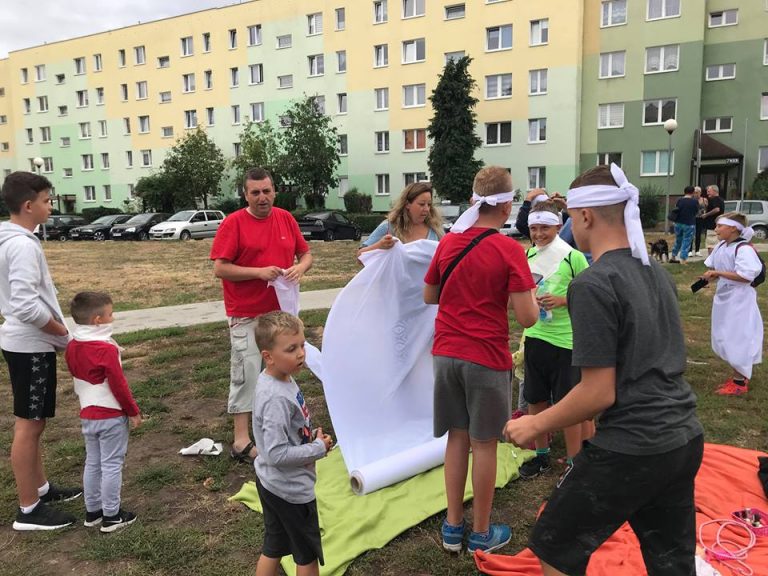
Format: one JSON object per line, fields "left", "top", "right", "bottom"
{"left": 643, "top": 98, "right": 676, "bottom": 125}
{"left": 183, "top": 73, "right": 196, "bottom": 93}
{"left": 118, "top": 49, "right": 126, "bottom": 67}
{"left": 374, "top": 44, "right": 389, "bottom": 67}
{"left": 445, "top": 51, "right": 466, "bottom": 63}
{"left": 374, "top": 1, "right": 388, "bottom": 23}
{"left": 98, "top": 120, "right": 108, "bottom": 137}
{"left": 101, "top": 153, "right": 110, "bottom": 169}
{"left": 206, "top": 107, "right": 215, "bottom": 126}
{"left": 338, "top": 134, "right": 348, "bottom": 155}
{"left": 233, "top": 142, "right": 242, "bottom": 157}
{"left": 486, "top": 122, "right": 512, "bottom": 145}
{"left": 139, "top": 115, "right": 150, "bottom": 133}
{"left": 162, "top": 126, "right": 174, "bottom": 138}
{"left": 764, "top": 39, "right": 768, "bottom": 65}
{"left": 403, "top": 0, "right": 425, "bottom": 18}
{"left": 103, "top": 185, "right": 112, "bottom": 201}
{"left": 600, "top": 51, "right": 626, "bottom": 78}
{"left": 705, "top": 64, "right": 736, "bottom": 81}
{"left": 641, "top": 150, "right": 674, "bottom": 176}
{"left": 759, "top": 147, "right": 768, "bottom": 172}
{"left": 185, "top": 109, "right": 198, "bottom": 129}
{"left": 204, "top": 70, "right": 213, "bottom": 90}
{"left": 602, "top": 0, "right": 627, "bottom": 27}
{"left": 647, "top": 0, "right": 680, "bottom": 20}
{"left": 37, "top": 96, "right": 49, "bottom": 112}
{"left": 376, "top": 174, "right": 390, "bottom": 195}
{"left": 375, "top": 87, "right": 389, "bottom": 110}
{"left": 336, "top": 7, "right": 346, "bottom": 29}
{"left": 96, "top": 87, "right": 104, "bottom": 105}
{"left": 231, "top": 67, "right": 240, "bottom": 87}
{"left": 277, "top": 34, "right": 292, "bottom": 49}
{"left": 251, "top": 102, "right": 265, "bottom": 122}
{"left": 761, "top": 93, "right": 768, "bottom": 120}
{"left": 128, "top": 184, "right": 136, "bottom": 197}
{"left": 23, "top": 98, "right": 30, "bottom": 114}
{"left": 82, "top": 154, "right": 94, "bottom": 170}
{"left": 203, "top": 32, "right": 211, "bottom": 52}
{"left": 40, "top": 127, "right": 51, "bottom": 142}
{"left": 402, "top": 38, "right": 426, "bottom": 63}
{"left": 75, "top": 90, "right": 88, "bottom": 107}
{"left": 0, "top": 115, "right": 6, "bottom": 124}
{"left": 278, "top": 75, "right": 293, "bottom": 89}
{"left": 703, "top": 117, "right": 733, "bottom": 133}
{"left": 598, "top": 103, "right": 625, "bottom": 128}
{"left": 40, "top": 157, "right": 53, "bottom": 173}
{"left": 79, "top": 122, "right": 92, "bottom": 139}
{"left": 248, "top": 24, "right": 262, "bottom": 46}
{"left": 35, "top": 64, "right": 46, "bottom": 82}
{"left": 279, "top": 115, "right": 292, "bottom": 128}
{"left": 445, "top": 4, "right": 465, "bottom": 19}
{"left": 0, "top": 142, "right": 8, "bottom": 152}
{"left": 487, "top": 25, "right": 513, "bottom": 51}
{"left": 120, "top": 84, "right": 128, "bottom": 101}
{"left": 403, "top": 128, "right": 427, "bottom": 151}
{"left": 645, "top": 45, "right": 679, "bottom": 73}
{"left": 93, "top": 53, "right": 103, "bottom": 71}
{"left": 136, "top": 81, "right": 148, "bottom": 100}
{"left": 403, "top": 83, "right": 426, "bottom": 107}
{"left": 247, "top": 64, "right": 263, "bottom": 86}
{"left": 125, "top": 151, "right": 133, "bottom": 167}
{"left": 404, "top": 172, "right": 428, "bottom": 185}
{"left": 709, "top": 9, "right": 738, "bottom": 27}
{"left": 338, "top": 176, "right": 349, "bottom": 198}
{"left": 160, "top": 91, "right": 172, "bottom": 103}
{"left": 486, "top": 74, "right": 512, "bottom": 99}
{"left": 308, "top": 13, "right": 323, "bottom": 35}
{"left": 74, "top": 57, "right": 86, "bottom": 75}
{"left": 56, "top": 73, "right": 65, "bottom": 84}
{"left": 528, "top": 118, "right": 547, "bottom": 143}
{"left": 134, "top": 45, "right": 146, "bottom": 65}
{"left": 25, "top": 128, "right": 33, "bottom": 143}
{"left": 375, "top": 131, "right": 390, "bottom": 153}
{"left": 530, "top": 19, "right": 549, "bottom": 46}
{"left": 308, "top": 95, "right": 323, "bottom": 115}
{"left": 181, "top": 36, "right": 194, "bottom": 56}
{"left": 528, "top": 167, "right": 546, "bottom": 190}
{"left": 158, "top": 56, "right": 170, "bottom": 68}
{"left": 337, "top": 51, "right": 347, "bottom": 73}
{"left": 141, "top": 149, "right": 152, "bottom": 167}
{"left": 232, "top": 105, "right": 241, "bottom": 124}
{"left": 20, "top": 68, "right": 28, "bottom": 83}
{"left": 123, "top": 117, "right": 131, "bottom": 134}
{"left": 309, "top": 54, "right": 325, "bottom": 76}
{"left": 337, "top": 93, "right": 348, "bottom": 114}
{"left": 529, "top": 69, "right": 548, "bottom": 95}
{"left": 84, "top": 186, "right": 96, "bottom": 201}
{"left": 63, "top": 168, "right": 73, "bottom": 177}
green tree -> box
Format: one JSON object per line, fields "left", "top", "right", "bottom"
{"left": 752, "top": 169, "right": 768, "bottom": 201}
{"left": 230, "top": 119, "right": 285, "bottom": 186}
{"left": 427, "top": 56, "right": 484, "bottom": 204}
{"left": 162, "top": 127, "right": 225, "bottom": 209}
{"left": 135, "top": 172, "right": 176, "bottom": 213}
{"left": 281, "top": 95, "right": 340, "bottom": 209}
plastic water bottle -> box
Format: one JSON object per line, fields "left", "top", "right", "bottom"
{"left": 537, "top": 281, "right": 553, "bottom": 323}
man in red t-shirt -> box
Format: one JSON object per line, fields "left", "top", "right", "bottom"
{"left": 210, "top": 167, "right": 312, "bottom": 462}
{"left": 424, "top": 166, "right": 538, "bottom": 554}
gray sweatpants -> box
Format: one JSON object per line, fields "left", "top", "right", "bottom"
{"left": 81, "top": 416, "right": 129, "bottom": 516}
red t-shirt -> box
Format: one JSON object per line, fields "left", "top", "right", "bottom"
{"left": 210, "top": 207, "right": 310, "bottom": 318}
{"left": 65, "top": 340, "right": 140, "bottom": 420}
{"left": 424, "top": 228, "right": 535, "bottom": 370}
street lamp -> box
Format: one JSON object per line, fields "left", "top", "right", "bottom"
{"left": 32, "top": 157, "right": 48, "bottom": 241}
{"left": 663, "top": 118, "right": 678, "bottom": 233}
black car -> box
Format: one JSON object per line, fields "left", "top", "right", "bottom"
{"left": 110, "top": 213, "right": 170, "bottom": 241}
{"left": 33, "top": 215, "right": 88, "bottom": 241}
{"left": 70, "top": 214, "right": 134, "bottom": 241}
{"left": 297, "top": 211, "right": 362, "bottom": 241}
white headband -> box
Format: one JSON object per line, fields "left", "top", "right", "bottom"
{"left": 531, "top": 194, "right": 548, "bottom": 208}
{"left": 566, "top": 163, "right": 649, "bottom": 266}
{"left": 528, "top": 211, "right": 561, "bottom": 226}
{"left": 718, "top": 217, "right": 754, "bottom": 242}
{"left": 450, "top": 191, "right": 517, "bottom": 233}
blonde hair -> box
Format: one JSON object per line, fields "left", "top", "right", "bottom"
{"left": 473, "top": 166, "right": 513, "bottom": 215}
{"left": 717, "top": 212, "right": 747, "bottom": 228}
{"left": 387, "top": 182, "right": 444, "bottom": 240}
{"left": 254, "top": 311, "right": 304, "bottom": 350}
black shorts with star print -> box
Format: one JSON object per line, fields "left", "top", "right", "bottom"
{"left": 2, "top": 350, "right": 57, "bottom": 420}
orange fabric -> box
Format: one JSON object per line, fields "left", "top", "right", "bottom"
{"left": 475, "top": 443, "right": 768, "bottom": 576}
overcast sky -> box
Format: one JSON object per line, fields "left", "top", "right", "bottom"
{"left": 0, "top": 0, "right": 230, "bottom": 57}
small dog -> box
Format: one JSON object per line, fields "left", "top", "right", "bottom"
{"left": 649, "top": 239, "right": 669, "bottom": 262}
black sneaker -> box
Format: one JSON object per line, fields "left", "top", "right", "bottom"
{"left": 13, "top": 502, "right": 76, "bottom": 531}
{"left": 84, "top": 509, "right": 103, "bottom": 527}
{"left": 101, "top": 509, "right": 137, "bottom": 533}
{"left": 519, "top": 454, "right": 551, "bottom": 480}
{"left": 39, "top": 483, "right": 83, "bottom": 503}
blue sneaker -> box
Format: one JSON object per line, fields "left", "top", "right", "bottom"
{"left": 441, "top": 518, "right": 465, "bottom": 552}
{"left": 467, "top": 523, "right": 512, "bottom": 554}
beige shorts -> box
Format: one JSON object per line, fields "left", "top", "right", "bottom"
{"left": 228, "top": 316, "right": 263, "bottom": 414}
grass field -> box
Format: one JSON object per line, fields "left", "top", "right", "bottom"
{"left": 0, "top": 237, "right": 765, "bottom": 575}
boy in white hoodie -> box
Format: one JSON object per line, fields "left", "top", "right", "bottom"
{"left": 0, "top": 171, "right": 81, "bottom": 531}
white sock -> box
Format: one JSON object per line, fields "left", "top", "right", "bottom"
{"left": 38, "top": 481, "right": 50, "bottom": 497}
{"left": 20, "top": 500, "right": 40, "bottom": 514}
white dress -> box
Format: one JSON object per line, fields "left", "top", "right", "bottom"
{"left": 704, "top": 240, "right": 763, "bottom": 379}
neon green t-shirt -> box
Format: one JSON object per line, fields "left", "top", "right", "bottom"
{"left": 522, "top": 246, "right": 589, "bottom": 350}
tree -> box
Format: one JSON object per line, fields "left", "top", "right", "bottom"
{"left": 135, "top": 173, "right": 175, "bottom": 213}
{"left": 427, "top": 56, "right": 484, "bottom": 204}
{"left": 752, "top": 169, "right": 768, "bottom": 201}
{"left": 230, "top": 119, "right": 286, "bottom": 187}
{"left": 281, "top": 95, "right": 340, "bottom": 209}
{"left": 162, "top": 127, "right": 225, "bottom": 209}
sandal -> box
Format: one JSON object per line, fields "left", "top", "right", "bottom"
{"left": 230, "top": 441, "right": 257, "bottom": 463}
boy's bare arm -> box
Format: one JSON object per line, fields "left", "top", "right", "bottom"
{"left": 508, "top": 289, "right": 539, "bottom": 328}
{"left": 423, "top": 283, "right": 439, "bottom": 305}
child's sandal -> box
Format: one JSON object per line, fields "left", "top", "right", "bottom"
{"left": 230, "top": 441, "right": 256, "bottom": 463}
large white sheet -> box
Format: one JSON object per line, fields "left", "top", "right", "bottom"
{"left": 321, "top": 240, "right": 445, "bottom": 495}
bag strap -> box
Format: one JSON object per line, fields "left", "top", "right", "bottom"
{"left": 438, "top": 229, "right": 498, "bottom": 301}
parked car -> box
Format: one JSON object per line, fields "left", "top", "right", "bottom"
{"left": 723, "top": 200, "right": 768, "bottom": 240}
{"left": 500, "top": 203, "right": 524, "bottom": 237}
{"left": 110, "top": 213, "right": 170, "bottom": 241}
{"left": 70, "top": 214, "right": 134, "bottom": 241}
{"left": 297, "top": 211, "right": 362, "bottom": 241}
{"left": 33, "top": 215, "right": 87, "bottom": 241}
{"left": 149, "top": 209, "right": 225, "bottom": 240}
{"left": 437, "top": 203, "right": 470, "bottom": 233}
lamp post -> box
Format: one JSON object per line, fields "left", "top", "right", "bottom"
{"left": 32, "top": 157, "right": 48, "bottom": 241}
{"left": 663, "top": 119, "right": 678, "bottom": 234}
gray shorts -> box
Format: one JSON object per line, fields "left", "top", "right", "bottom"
{"left": 433, "top": 355, "right": 512, "bottom": 441}
{"left": 228, "top": 316, "right": 263, "bottom": 414}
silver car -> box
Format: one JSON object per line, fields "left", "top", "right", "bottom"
{"left": 723, "top": 200, "right": 768, "bottom": 240}
{"left": 149, "top": 209, "right": 225, "bottom": 240}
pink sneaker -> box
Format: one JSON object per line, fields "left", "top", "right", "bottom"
{"left": 715, "top": 379, "right": 748, "bottom": 396}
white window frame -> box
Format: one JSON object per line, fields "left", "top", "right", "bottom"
{"left": 338, "top": 134, "right": 348, "bottom": 156}
{"left": 702, "top": 117, "right": 733, "bottom": 134}
{"left": 123, "top": 117, "right": 131, "bottom": 134}
{"left": 82, "top": 154, "right": 94, "bottom": 170}
{"left": 374, "top": 44, "right": 389, "bottom": 67}
{"left": 705, "top": 64, "right": 736, "bottom": 81}
{"left": 37, "top": 95, "right": 49, "bottom": 112}
{"left": 134, "top": 45, "right": 146, "bottom": 65}
{"left": 642, "top": 98, "right": 677, "bottom": 126}
{"left": 403, "top": 83, "right": 426, "bottom": 107}
{"left": 96, "top": 87, "right": 104, "bottom": 105}
{"left": 229, "top": 29, "right": 238, "bottom": 49}
{"left": 486, "top": 25, "right": 513, "bottom": 52}
{"left": 374, "top": 1, "right": 388, "bottom": 24}
{"left": 141, "top": 149, "right": 153, "bottom": 167}
{"left": 79, "top": 122, "right": 92, "bottom": 139}
{"left": 599, "top": 51, "right": 626, "bottom": 78}
{"left": 375, "top": 131, "right": 390, "bottom": 153}
{"left": 529, "top": 19, "right": 549, "bottom": 46}
{"left": 207, "top": 107, "right": 215, "bottom": 126}
{"left": 485, "top": 122, "right": 512, "bottom": 145}
{"left": 337, "top": 93, "right": 348, "bottom": 114}
{"left": 76, "top": 90, "right": 88, "bottom": 108}
{"left": 529, "top": 69, "right": 548, "bottom": 95}
{"left": 248, "top": 24, "right": 262, "bottom": 46}
{"left": 162, "top": 126, "right": 174, "bottom": 138}
{"left": 598, "top": 102, "right": 625, "bottom": 129}
{"left": 528, "top": 118, "right": 547, "bottom": 143}
{"left": 640, "top": 150, "right": 675, "bottom": 176}
{"left": 101, "top": 152, "right": 110, "bottom": 169}
{"left": 181, "top": 36, "right": 194, "bottom": 57}
{"left": 159, "top": 91, "right": 172, "bottom": 104}
{"left": 764, "top": 39, "right": 768, "bottom": 66}
{"left": 158, "top": 56, "right": 170, "bottom": 68}
{"left": 644, "top": 44, "right": 679, "bottom": 74}
{"left": 98, "top": 120, "right": 108, "bottom": 137}
{"left": 402, "top": 38, "right": 426, "bottom": 64}
{"left": 403, "top": 128, "right": 427, "bottom": 151}
{"left": 203, "top": 32, "right": 211, "bottom": 53}
{"left": 120, "top": 84, "right": 128, "bottom": 101}
{"left": 375, "top": 87, "right": 389, "bottom": 111}
{"left": 597, "top": 152, "right": 623, "bottom": 167}
{"left": 601, "top": 0, "right": 627, "bottom": 27}
{"left": 84, "top": 186, "right": 96, "bottom": 202}
{"left": 250, "top": 102, "right": 265, "bottom": 122}
{"left": 646, "top": 0, "right": 680, "bottom": 21}
{"left": 759, "top": 146, "right": 768, "bottom": 173}
{"left": 249, "top": 64, "right": 263, "bottom": 85}
{"left": 761, "top": 93, "right": 768, "bottom": 120}
{"left": 337, "top": 50, "right": 347, "bottom": 73}
{"left": 138, "top": 115, "right": 150, "bottom": 133}
{"left": 278, "top": 75, "right": 293, "bottom": 89}
{"left": 445, "top": 4, "right": 465, "bottom": 20}
{"left": 338, "top": 176, "right": 349, "bottom": 198}
{"left": 204, "top": 70, "right": 213, "bottom": 90}
{"left": 136, "top": 81, "right": 148, "bottom": 100}
{"left": 404, "top": 172, "right": 429, "bottom": 186}
{"left": 376, "top": 173, "right": 391, "bottom": 195}
{"left": 402, "top": 0, "right": 425, "bottom": 19}
{"left": 445, "top": 51, "right": 466, "bottom": 63}
{"left": 708, "top": 9, "right": 738, "bottom": 28}
{"left": 183, "top": 73, "right": 196, "bottom": 93}
{"left": 184, "top": 109, "right": 198, "bottom": 129}
{"left": 118, "top": 49, "right": 126, "bottom": 67}
{"left": 103, "top": 185, "right": 112, "bottom": 201}
{"left": 308, "top": 54, "right": 325, "bottom": 77}
{"left": 336, "top": 7, "right": 346, "bottom": 30}
{"left": 63, "top": 168, "right": 73, "bottom": 177}
{"left": 93, "top": 53, "right": 103, "bottom": 71}
{"left": 74, "top": 57, "right": 86, "bottom": 75}
{"left": 40, "top": 127, "right": 51, "bottom": 143}
{"left": 231, "top": 67, "right": 240, "bottom": 88}
{"left": 125, "top": 151, "right": 133, "bottom": 168}
{"left": 528, "top": 167, "right": 546, "bottom": 190}
{"left": 232, "top": 105, "right": 241, "bottom": 125}
{"left": 308, "top": 13, "right": 323, "bottom": 35}
{"left": 35, "top": 64, "right": 46, "bottom": 82}
{"left": 277, "top": 35, "right": 292, "bottom": 49}
{"left": 485, "top": 74, "right": 512, "bottom": 99}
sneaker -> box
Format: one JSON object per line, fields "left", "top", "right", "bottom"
{"left": 694, "top": 250, "right": 702, "bottom": 257}
{"left": 715, "top": 380, "right": 748, "bottom": 396}
{"left": 39, "top": 483, "right": 83, "bottom": 503}
{"left": 467, "top": 524, "right": 512, "bottom": 554}
{"left": 13, "top": 502, "right": 75, "bottom": 531}
{"left": 441, "top": 518, "right": 465, "bottom": 552}
{"left": 669, "top": 258, "right": 680, "bottom": 264}
{"left": 84, "top": 509, "right": 103, "bottom": 527}
{"left": 519, "top": 453, "right": 551, "bottom": 480}
{"left": 100, "top": 509, "right": 137, "bottom": 533}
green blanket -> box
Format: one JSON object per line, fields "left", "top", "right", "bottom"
{"left": 230, "top": 444, "right": 531, "bottom": 576}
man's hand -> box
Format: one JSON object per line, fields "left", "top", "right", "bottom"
{"left": 503, "top": 415, "right": 539, "bottom": 447}
{"left": 256, "top": 266, "right": 283, "bottom": 281}
{"left": 526, "top": 188, "right": 547, "bottom": 203}
{"left": 283, "top": 265, "right": 304, "bottom": 283}
{"left": 129, "top": 414, "right": 143, "bottom": 429}
{"left": 42, "top": 318, "right": 69, "bottom": 337}
{"left": 537, "top": 293, "right": 567, "bottom": 310}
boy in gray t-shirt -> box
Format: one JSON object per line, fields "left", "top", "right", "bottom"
{"left": 252, "top": 311, "right": 332, "bottom": 576}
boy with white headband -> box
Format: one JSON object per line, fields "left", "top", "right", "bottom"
{"left": 504, "top": 164, "right": 703, "bottom": 576}
{"left": 700, "top": 212, "right": 763, "bottom": 396}
{"left": 424, "top": 166, "right": 538, "bottom": 554}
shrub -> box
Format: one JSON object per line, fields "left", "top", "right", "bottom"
{"left": 81, "top": 207, "right": 124, "bottom": 222}
{"left": 211, "top": 196, "right": 245, "bottom": 215}
{"left": 343, "top": 188, "right": 373, "bottom": 214}
{"left": 638, "top": 186, "right": 662, "bottom": 229}
{"left": 751, "top": 169, "right": 768, "bottom": 201}
{"left": 349, "top": 213, "right": 386, "bottom": 233}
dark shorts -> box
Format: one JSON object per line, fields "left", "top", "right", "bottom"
{"left": 255, "top": 478, "right": 324, "bottom": 567}
{"left": 2, "top": 350, "right": 57, "bottom": 420}
{"left": 529, "top": 434, "right": 704, "bottom": 576}
{"left": 523, "top": 337, "right": 580, "bottom": 405}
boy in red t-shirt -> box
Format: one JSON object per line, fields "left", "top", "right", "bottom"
{"left": 424, "top": 166, "right": 538, "bottom": 554}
